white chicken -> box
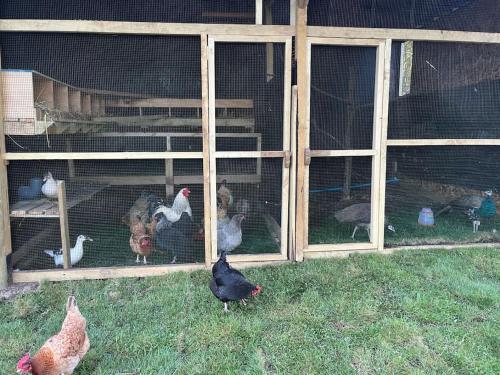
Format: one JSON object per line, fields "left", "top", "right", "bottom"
{"left": 41, "top": 171, "right": 58, "bottom": 199}
{"left": 153, "top": 187, "right": 192, "bottom": 224}
{"left": 44, "top": 235, "right": 93, "bottom": 267}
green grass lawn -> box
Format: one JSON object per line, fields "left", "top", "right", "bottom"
{"left": 309, "top": 210, "right": 500, "bottom": 246}
{"left": 1, "top": 248, "right": 499, "bottom": 374}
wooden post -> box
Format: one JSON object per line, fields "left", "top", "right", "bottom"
{"left": 342, "top": 66, "right": 357, "bottom": 201}
{"left": 0, "top": 48, "right": 12, "bottom": 288}
{"left": 66, "top": 140, "right": 75, "bottom": 178}
{"left": 289, "top": 86, "right": 298, "bottom": 261}
{"left": 208, "top": 37, "right": 218, "bottom": 263}
{"left": 165, "top": 136, "right": 174, "bottom": 196}
{"left": 295, "top": 2, "right": 308, "bottom": 261}
{"left": 265, "top": 2, "right": 274, "bottom": 82}
{"left": 201, "top": 34, "right": 212, "bottom": 267}
{"left": 256, "top": 0, "right": 263, "bottom": 25}
{"left": 377, "top": 39, "right": 392, "bottom": 251}
{"left": 57, "top": 180, "right": 71, "bottom": 269}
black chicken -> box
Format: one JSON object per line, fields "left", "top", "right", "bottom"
{"left": 209, "top": 251, "right": 262, "bottom": 313}
{"left": 154, "top": 211, "right": 194, "bottom": 263}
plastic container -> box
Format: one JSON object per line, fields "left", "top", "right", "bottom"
{"left": 418, "top": 208, "right": 434, "bottom": 226}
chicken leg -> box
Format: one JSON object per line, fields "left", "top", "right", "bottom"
{"left": 136, "top": 254, "right": 140, "bottom": 263}
{"left": 143, "top": 256, "right": 147, "bottom": 265}
{"left": 224, "top": 302, "right": 229, "bottom": 313}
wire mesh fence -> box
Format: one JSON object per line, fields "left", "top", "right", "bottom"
{"left": 215, "top": 157, "right": 283, "bottom": 255}
{"left": 388, "top": 41, "right": 500, "bottom": 139}
{"left": 8, "top": 159, "right": 206, "bottom": 271}
{"left": 384, "top": 146, "right": 499, "bottom": 247}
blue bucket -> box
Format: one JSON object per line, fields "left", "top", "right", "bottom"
{"left": 418, "top": 208, "right": 434, "bottom": 226}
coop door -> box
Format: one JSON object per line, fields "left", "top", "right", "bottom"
{"left": 207, "top": 36, "right": 292, "bottom": 262}
{"left": 301, "top": 38, "right": 390, "bottom": 253}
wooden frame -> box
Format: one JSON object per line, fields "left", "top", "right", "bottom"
{"left": 297, "top": 37, "right": 388, "bottom": 254}
{"left": 208, "top": 34, "right": 292, "bottom": 263}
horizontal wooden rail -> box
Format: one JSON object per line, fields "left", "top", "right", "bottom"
{"left": 0, "top": 19, "right": 294, "bottom": 36}
{"left": 214, "top": 151, "right": 285, "bottom": 158}
{"left": 308, "top": 26, "right": 500, "bottom": 44}
{"left": 309, "top": 149, "right": 377, "bottom": 157}
{"left": 306, "top": 243, "right": 376, "bottom": 252}
{"left": 105, "top": 98, "right": 253, "bottom": 109}
{"left": 4, "top": 151, "right": 203, "bottom": 160}
{"left": 387, "top": 139, "right": 500, "bottom": 146}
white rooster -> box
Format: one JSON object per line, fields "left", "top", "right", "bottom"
{"left": 153, "top": 187, "right": 192, "bottom": 224}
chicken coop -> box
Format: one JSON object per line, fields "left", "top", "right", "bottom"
{"left": 0, "top": 0, "right": 499, "bottom": 283}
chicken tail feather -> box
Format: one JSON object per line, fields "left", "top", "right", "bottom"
{"left": 66, "top": 295, "right": 77, "bottom": 311}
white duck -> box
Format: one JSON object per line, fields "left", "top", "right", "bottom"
{"left": 41, "top": 171, "right": 58, "bottom": 199}
{"left": 44, "top": 235, "right": 93, "bottom": 267}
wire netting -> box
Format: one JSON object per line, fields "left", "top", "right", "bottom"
{"left": 8, "top": 159, "right": 206, "bottom": 271}
{"left": 384, "top": 146, "right": 499, "bottom": 246}
{"left": 215, "top": 42, "right": 287, "bottom": 152}
{"left": 310, "top": 44, "right": 377, "bottom": 150}
{"left": 308, "top": 156, "right": 374, "bottom": 245}
{"left": 216, "top": 158, "right": 283, "bottom": 255}
{"left": 308, "top": 0, "right": 500, "bottom": 33}
{"left": 0, "top": 0, "right": 290, "bottom": 25}
{"left": 1, "top": 33, "right": 206, "bottom": 153}
{"left": 388, "top": 41, "right": 500, "bottom": 139}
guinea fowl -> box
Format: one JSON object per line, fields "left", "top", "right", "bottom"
{"left": 217, "top": 213, "right": 245, "bottom": 254}
{"left": 209, "top": 251, "right": 262, "bottom": 312}
{"left": 334, "top": 203, "right": 395, "bottom": 240}
{"left": 153, "top": 211, "right": 194, "bottom": 263}
{"left": 435, "top": 194, "right": 484, "bottom": 217}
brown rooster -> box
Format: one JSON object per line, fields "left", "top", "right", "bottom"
{"left": 129, "top": 215, "right": 153, "bottom": 264}
{"left": 16, "top": 296, "right": 89, "bottom": 375}
{"left": 217, "top": 180, "right": 233, "bottom": 212}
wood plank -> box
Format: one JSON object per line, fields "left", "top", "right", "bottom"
{"left": 11, "top": 227, "right": 58, "bottom": 267}
{"left": 255, "top": 0, "right": 263, "bottom": 25}
{"left": 28, "top": 201, "right": 57, "bottom": 215}
{"left": 309, "top": 149, "right": 376, "bottom": 157}
{"left": 290, "top": 0, "right": 297, "bottom": 26}
{"left": 10, "top": 199, "right": 48, "bottom": 216}
{"left": 210, "top": 35, "right": 290, "bottom": 43}
{"left": 12, "top": 263, "right": 207, "bottom": 282}
{"left": 226, "top": 253, "right": 287, "bottom": 262}
{"left": 214, "top": 151, "right": 285, "bottom": 158}
{"left": 54, "top": 83, "right": 69, "bottom": 112}
{"left": 165, "top": 136, "right": 174, "bottom": 196}
{"left": 294, "top": 5, "right": 308, "bottom": 262}
{"left": 105, "top": 98, "right": 253, "bottom": 109}
{"left": 201, "top": 34, "right": 212, "bottom": 268}
{"left": 387, "top": 139, "right": 500, "bottom": 146}
{"left": 0, "top": 51, "right": 13, "bottom": 265}
{"left": 57, "top": 181, "right": 71, "bottom": 269}
{"left": 308, "top": 37, "right": 383, "bottom": 46}
{"left": 202, "top": 12, "right": 255, "bottom": 20}
{"left": 307, "top": 26, "right": 500, "bottom": 44}
{"left": 0, "top": 20, "right": 295, "bottom": 37}
{"left": 92, "top": 116, "right": 254, "bottom": 128}
{"left": 1, "top": 71, "right": 37, "bottom": 123}
{"left": 94, "top": 132, "right": 261, "bottom": 138}
{"left": 208, "top": 37, "right": 218, "bottom": 262}
{"left": 377, "top": 39, "right": 393, "bottom": 251}
{"left": 306, "top": 243, "right": 376, "bottom": 252}
{"left": 288, "top": 86, "right": 298, "bottom": 261}
{"left": 68, "top": 88, "right": 81, "bottom": 113}
{"left": 4, "top": 151, "right": 204, "bottom": 160}
{"left": 74, "top": 174, "right": 261, "bottom": 186}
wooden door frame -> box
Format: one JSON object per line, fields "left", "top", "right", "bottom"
{"left": 207, "top": 35, "right": 293, "bottom": 263}
{"left": 297, "top": 37, "right": 392, "bottom": 256}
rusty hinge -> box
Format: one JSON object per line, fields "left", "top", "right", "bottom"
{"left": 284, "top": 151, "right": 292, "bottom": 168}
{"left": 304, "top": 148, "right": 311, "bottom": 166}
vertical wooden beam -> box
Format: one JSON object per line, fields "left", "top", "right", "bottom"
{"left": 208, "top": 37, "right": 218, "bottom": 263}
{"left": 290, "top": 0, "right": 297, "bottom": 26}
{"left": 342, "top": 66, "right": 357, "bottom": 201}
{"left": 0, "top": 50, "right": 12, "bottom": 288}
{"left": 201, "top": 34, "right": 212, "bottom": 267}
{"left": 288, "top": 85, "right": 298, "bottom": 261}
{"left": 66, "top": 140, "right": 75, "bottom": 178}
{"left": 265, "top": 1, "right": 274, "bottom": 82}
{"left": 295, "top": 4, "right": 308, "bottom": 261}
{"left": 256, "top": 0, "right": 263, "bottom": 25}
{"left": 377, "top": 39, "right": 392, "bottom": 251}
{"left": 57, "top": 180, "right": 71, "bottom": 269}
{"left": 165, "top": 136, "right": 174, "bottom": 196}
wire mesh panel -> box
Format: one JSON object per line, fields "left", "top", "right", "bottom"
{"left": 310, "top": 45, "right": 377, "bottom": 150}
{"left": 215, "top": 158, "right": 283, "bottom": 256}
{"left": 214, "top": 42, "right": 287, "bottom": 152}
{"left": 308, "top": 156, "right": 377, "bottom": 245}
{"left": 7, "top": 159, "right": 206, "bottom": 271}
{"left": 1, "top": 33, "right": 203, "bottom": 153}
{"left": 388, "top": 42, "right": 500, "bottom": 139}
{"left": 308, "top": 0, "right": 500, "bottom": 33}
{"left": 0, "top": 0, "right": 290, "bottom": 25}
{"left": 384, "top": 146, "right": 499, "bottom": 247}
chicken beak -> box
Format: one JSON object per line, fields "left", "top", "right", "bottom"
{"left": 86, "top": 236, "right": 94, "bottom": 242}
